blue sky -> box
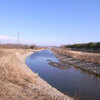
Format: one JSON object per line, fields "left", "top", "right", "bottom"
{"left": 0, "top": 0, "right": 100, "bottom": 46}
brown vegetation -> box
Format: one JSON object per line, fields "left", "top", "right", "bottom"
{"left": 52, "top": 48, "right": 100, "bottom": 64}
{"left": 0, "top": 49, "right": 35, "bottom": 85}
{"left": 0, "top": 48, "right": 72, "bottom": 100}
{"left": 0, "top": 43, "right": 42, "bottom": 49}
{"left": 0, "top": 49, "right": 51, "bottom": 100}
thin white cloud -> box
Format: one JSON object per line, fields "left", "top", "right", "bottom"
{"left": 0, "top": 35, "right": 17, "bottom": 44}
{"left": 0, "top": 35, "right": 16, "bottom": 40}
{"left": 0, "top": 35, "right": 34, "bottom": 44}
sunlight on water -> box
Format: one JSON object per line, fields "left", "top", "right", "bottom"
{"left": 26, "top": 50, "right": 100, "bottom": 100}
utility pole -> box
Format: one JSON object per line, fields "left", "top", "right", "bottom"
{"left": 17, "top": 32, "right": 20, "bottom": 48}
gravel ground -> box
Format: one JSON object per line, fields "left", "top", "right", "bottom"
{"left": 52, "top": 49, "right": 100, "bottom": 76}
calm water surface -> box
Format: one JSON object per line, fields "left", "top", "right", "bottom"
{"left": 26, "top": 50, "right": 100, "bottom": 100}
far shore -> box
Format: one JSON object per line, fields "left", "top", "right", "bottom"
{"left": 52, "top": 48, "right": 100, "bottom": 76}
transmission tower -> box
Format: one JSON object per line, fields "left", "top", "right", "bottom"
{"left": 17, "top": 32, "right": 20, "bottom": 48}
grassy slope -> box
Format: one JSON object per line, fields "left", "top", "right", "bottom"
{"left": 52, "top": 48, "right": 100, "bottom": 64}
{"left": 0, "top": 49, "right": 73, "bottom": 100}
{"left": 0, "top": 49, "right": 52, "bottom": 100}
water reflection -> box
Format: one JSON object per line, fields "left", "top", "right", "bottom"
{"left": 26, "top": 50, "right": 100, "bottom": 100}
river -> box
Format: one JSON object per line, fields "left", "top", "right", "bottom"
{"left": 26, "top": 50, "right": 100, "bottom": 100}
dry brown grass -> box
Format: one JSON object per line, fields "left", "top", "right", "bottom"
{"left": 52, "top": 48, "right": 100, "bottom": 64}
{"left": 0, "top": 48, "right": 73, "bottom": 100}
{"left": 0, "top": 49, "right": 35, "bottom": 86}
{"left": 0, "top": 48, "right": 52, "bottom": 100}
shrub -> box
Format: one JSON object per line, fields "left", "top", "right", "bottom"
{"left": 65, "top": 42, "right": 100, "bottom": 49}
{"left": 30, "top": 45, "right": 35, "bottom": 49}
{"left": 87, "top": 42, "right": 95, "bottom": 48}
{"left": 95, "top": 42, "right": 100, "bottom": 49}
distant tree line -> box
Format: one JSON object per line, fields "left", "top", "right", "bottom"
{"left": 65, "top": 42, "right": 100, "bottom": 49}
{"left": 0, "top": 44, "right": 38, "bottom": 49}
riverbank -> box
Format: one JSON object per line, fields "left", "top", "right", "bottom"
{"left": 52, "top": 48, "right": 100, "bottom": 76}
{"left": 0, "top": 49, "right": 73, "bottom": 100}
